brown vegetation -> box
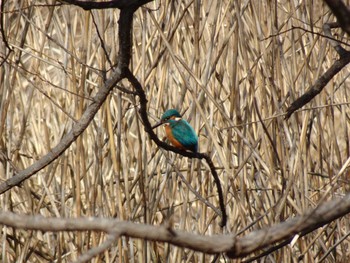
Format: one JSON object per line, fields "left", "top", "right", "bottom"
{"left": 1, "top": 0, "right": 350, "bottom": 262}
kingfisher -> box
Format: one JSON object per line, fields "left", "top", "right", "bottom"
{"left": 152, "top": 109, "right": 198, "bottom": 153}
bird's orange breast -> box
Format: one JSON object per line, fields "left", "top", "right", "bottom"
{"left": 164, "top": 125, "right": 186, "bottom": 150}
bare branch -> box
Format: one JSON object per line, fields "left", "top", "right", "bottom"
{"left": 74, "top": 233, "right": 120, "bottom": 263}
{"left": 1, "top": 193, "right": 350, "bottom": 258}
{"left": 230, "top": 193, "right": 350, "bottom": 257}
{"left": 323, "top": 22, "right": 348, "bottom": 56}
{"left": 0, "top": 70, "right": 122, "bottom": 194}
{"left": 125, "top": 69, "right": 227, "bottom": 227}
{"left": 285, "top": 51, "right": 350, "bottom": 119}
{"left": 0, "top": 3, "right": 148, "bottom": 194}
{"left": 0, "top": 210, "right": 232, "bottom": 254}
{"left": 58, "top": 0, "right": 153, "bottom": 10}
{"left": 0, "top": 0, "right": 13, "bottom": 52}
{"left": 285, "top": 7, "right": 350, "bottom": 119}
{"left": 324, "top": 0, "right": 350, "bottom": 35}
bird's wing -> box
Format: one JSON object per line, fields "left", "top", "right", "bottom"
{"left": 171, "top": 120, "right": 198, "bottom": 152}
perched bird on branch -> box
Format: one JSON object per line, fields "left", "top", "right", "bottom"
{"left": 152, "top": 109, "right": 198, "bottom": 153}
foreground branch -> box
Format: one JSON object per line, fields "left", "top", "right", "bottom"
{"left": 1, "top": 193, "right": 350, "bottom": 258}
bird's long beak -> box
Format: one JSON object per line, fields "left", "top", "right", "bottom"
{"left": 152, "top": 120, "right": 163, "bottom": 129}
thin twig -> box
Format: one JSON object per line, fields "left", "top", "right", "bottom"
{"left": 74, "top": 232, "right": 120, "bottom": 263}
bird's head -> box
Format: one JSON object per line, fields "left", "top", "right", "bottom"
{"left": 152, "top": 109, "right": 182, "bottom": 129}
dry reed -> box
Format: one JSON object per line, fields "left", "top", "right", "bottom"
{"left": 1, "top": 0, "right": 350, "bottom": 262}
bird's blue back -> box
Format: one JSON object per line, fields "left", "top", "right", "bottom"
{"left": 168, "top": 119, "right": 198, "bottom": 153}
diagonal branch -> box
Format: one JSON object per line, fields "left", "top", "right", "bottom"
{"left": 285, "top": 51, "right": 350, "bottom": 119}
{"left": 0, "top": 70, "right": 122, "bottom": 194}
{"left": 0, "top": 192, "right": 350, "bottom": 258}
{"left": 0, "top": 3, "right": 148, "bottom": 194}
{"left": 75, "top": 232, "right": 120, "bottom": 263}
{"left": 285, "top": 19, "right": 350, "bottom": 119}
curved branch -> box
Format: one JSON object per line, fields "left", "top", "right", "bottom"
{"left": 0, "top": 0, "right": 13, "bottom": 52}
{"left": 324, "top": 0, "right": 350, "bottom": 35}
{"left": 125, "top": 70, "right": 227, "bottom": 227}
{"left": 0, "top": 193, "right": 350, "bottom": 258}
{"left": 1, "top": 0, "right": 227, "bottom": 228}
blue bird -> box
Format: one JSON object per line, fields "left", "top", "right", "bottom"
{"left": 153, "top": 109, "right": 198, "bottom": 153}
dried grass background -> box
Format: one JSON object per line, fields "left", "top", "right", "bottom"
{"left": 1, "top": 0, "right": 350, "bottom": 262}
